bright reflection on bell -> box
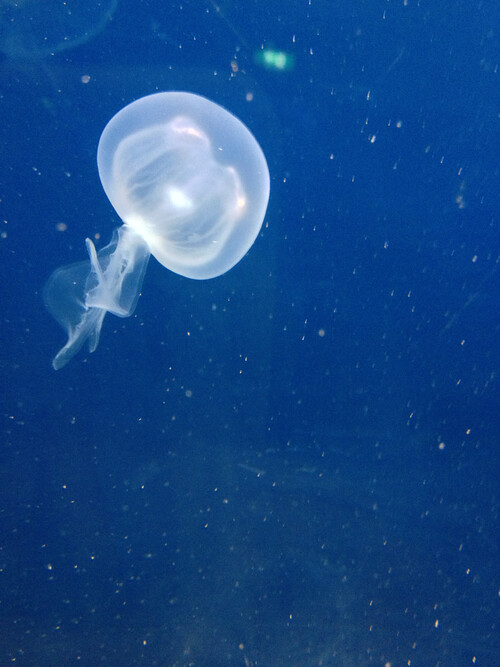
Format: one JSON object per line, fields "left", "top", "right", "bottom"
{"left": 167, "top": 186, "right": 193, "bottom": 210}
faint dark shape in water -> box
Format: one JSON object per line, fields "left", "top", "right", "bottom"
{"left": 0, "top": 0, "right": 118, "bottom": 60}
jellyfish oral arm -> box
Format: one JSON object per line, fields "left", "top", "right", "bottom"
{"left": 44, "top": 225, "right": 150, "bottom": 370}
{"left": 85, "top": 226, "right": 150, "bottom": 317}
{"left": 50, "top": 306, "right": 107, "bottom": 371}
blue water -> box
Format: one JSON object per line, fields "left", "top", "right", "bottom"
{"left": 0, "top": 1, "right": 498, "bottom": 664}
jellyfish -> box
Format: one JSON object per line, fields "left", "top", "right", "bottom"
{"left": 44, "top": 92, "right": 270, "bottom": 369}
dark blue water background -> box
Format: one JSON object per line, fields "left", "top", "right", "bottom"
{"left": 0, "top": 0, "right": 498, "bottom": 664}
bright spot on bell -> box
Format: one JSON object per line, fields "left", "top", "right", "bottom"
{"left": 168, "top": 186, "right": 193, "bottom": 209}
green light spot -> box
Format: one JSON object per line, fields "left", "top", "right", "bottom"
{"left": 255, "top": 49, "right": 295, "bottom": 72}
